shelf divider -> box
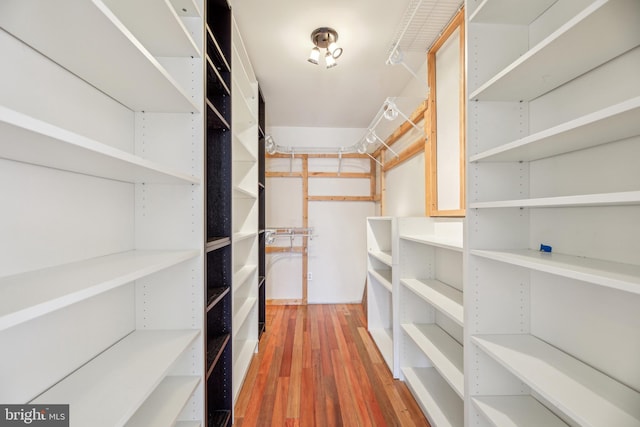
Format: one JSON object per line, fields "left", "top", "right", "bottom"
{"left": 472, "top": 334, "right": 640, "bottom": 427}
{"left": 472, "top": 395, "right": 568, "bottom": 427}
{"left": 32, "top": 330, "right": 200, "bottom": 427}
{"left": 0, "top": 106, "right": 200, "bottom": 184}
{"left": 401, "top": 278, "right": 463, "bottom": 326}
{"left": 0, "top": 0, "right": 200, "bottom": 112}
{"left": 469, "top": 0, "right": 640, "bottom": 102}
{"left": 470, "top": 97, "right": 640, "bottom": 163}
{"left": 402, "top": 323, "right": 464, "bottom": 398}
{"left": 0, "top": 250, "right": 198, "bottom": 331}
{"left": 471, "top": 249, "right": 640, "bottom": 295}
{"left": 125, "top": 376, "right": 200, "bottom": 427}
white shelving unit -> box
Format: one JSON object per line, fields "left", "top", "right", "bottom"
{"left": 465, "top": 0, "right": 640, "bottom": 425}
{"left": 397, "top": 217, "right": 464, "bottom": 427}
{"left": 231, "top": 16, "right": 260, "bottom": 404}
{"left": 0, "top": 1, "right": 205, "bottom": 425}
{"left": 366, "top": 217, "right": 397, "bottom": 375}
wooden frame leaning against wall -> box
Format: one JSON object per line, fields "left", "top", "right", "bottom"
{"left": 426, "top": 7, "right": 466, "bottom": 217}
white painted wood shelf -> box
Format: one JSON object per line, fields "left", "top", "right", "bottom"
{"left": 233, "top": 231, "right": 258, "bottom": 243}
{"left": 0, "top": 106, "right": 199, "bottom": 184}
{"left": 369, "top": 269, "right": 393, "bottom": 293}
{"left": 470, "top": 190, "right": 640, "bottom": 209}
{"left": 170, "top": 0, "right": 201, "bottom": 17}
{"left": 466, "top": 0, "right": 640, "bottom": 425}
{"left": 33, "top": 330, "right": 200, "bottom": 427}
{"left": 234, "top": 265, "right": 258, "bottom": 290}
{"left": 368, "top": 250, "right": 393, "bottom": 267}
{"left": 125, "top": 376, "right": 200, "bottom": 427}
{"left": 369, "top": 328, "right": 394, "bottom": 368}
{"left": 0, "top": 250, "right": 198, "bottom": 331}
{"left": 102, "top": 0, "right": 201, "bottom": 58}
{"left": 0, "top": 0, "right": 200, "bottom": 112}
{"left": 366, "top": 217, "right": 396, "bottom": 376}
{"left": 472, "top": 396, "right": 568, "bottom": 427}
{"left": 402, "top": 367, "right": 463, "bottom": 427}
{"left": 233, "top": 297, "right": 258, "bottom": 335}
{"left": 470, "top": 97, "right": 640, "bottom": 163}
{"left": 402, "top": 323, "right": 464, "bottom": 399}
{"left": 175, "top": 422, "right": 201, "bottom": 427}
{"left": 472, "top": 334, "right": 640, "bottom": 427}
{"left": 469, "top": 0, "right": 640, "bottom": 101}
{"left": 468, "top": 0, "right": 557, "bottom": 24}
{"left": 400, "top": 234, "right": 462, "bottom": 252}
{"left": 471, "top": 249, "right": 640, "bottom": 295}
{"left": 401, "top": 279, "right": 463, "bottom": 327}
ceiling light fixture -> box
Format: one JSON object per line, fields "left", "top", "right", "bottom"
{"left": 308, "top": 27, "right": 343, "bottom": 69}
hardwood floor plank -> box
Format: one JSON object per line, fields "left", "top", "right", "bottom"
{"left": 234, "top": 304, "right": 431, "bottom": 427}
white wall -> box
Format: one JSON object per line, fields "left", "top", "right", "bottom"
{"left": 383, "top": 59, "right": 428, "bottom": 217}
{"left": 265, "top": 126, "right": 374, "bottom": 304}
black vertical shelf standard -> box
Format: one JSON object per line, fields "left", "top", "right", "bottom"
{"left": 205, "top": 0, "right": 233, "bottom": 425}
{"left": 257, "top": 88, "right": 266, "bottom": 339}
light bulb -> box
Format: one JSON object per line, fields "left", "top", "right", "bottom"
{"left": 307, "top": 47, "right": 320, "bottom": 64}
{"left": 265, "top": 135, "right": 276, "bottom": 154}
{"left": 366, "top": 131, "right": 377, "bottom": 144}
{"left": 383, "top": 101, "right": 398, "bottom": 120}
{"left": 357, "top": 141, "right": 367, "bottom": 154}
{"left": 325, "top": 51, "right": 337, "bottom": 68}
{"left": 388, "top": 47, "right": 403, "bottom": 65}
{"left": 328, "top": 42, "right": 343, "bottom": 59}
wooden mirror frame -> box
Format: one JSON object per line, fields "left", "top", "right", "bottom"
{"left": 425, "top": 8, "right": 465, "bottom": 217}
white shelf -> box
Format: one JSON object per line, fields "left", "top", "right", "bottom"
{"left": 472, "top": 334, "right": 640, "bottom": 427}
{"left": 233, "top": 185, "right": 259, "bottom": 200}
{"left": 0, "top": 0, "right": 199, "bottom": 112}
{"left": 0, "top": 250, "right": 198, "bottom": 331}
{"left": 233, "top": 231, "right": 258, "bottom": 243}
{"left": 234, "top": 265, "right": 258, "bottom": 291}
{"left": 401, "top": 279, "right": 463, "bottom": 327}
{"left": 233, "top": 132, "right": 259, "bottom": 162}
{"left": 33, "top": 330, "right": 200, "bottom": 427}
{"left": 470, "top": 97, "right": 640, "bottom": 162}
{"left": 175, "top": 423, "right": 201, "bottom": 427}
{"left": 369, "top": 328, "right": 393, "bottom": 369}
{"left": 368, "top": 250, "right": 393, "bottom": 267}
{"left": 233, "top": 297, "right": 257, "bottom": 334}
{"left": 469, "top": 0, "right": 640, "bottom": 101}
{"left": 469, "top": 0, "right": 557, "bottom": 24}
{"left": 472, "top": 396, "right": 568, "bottom": 427}
{"left": 401, "top": 323, "right": 464, "bottom": 398}
{"left": 470, "top": 191, "right": 640, "bottom": 209}
{"left": 102, "top": 0, "right": 201, "bottom": 57}
{"left": 233, "top": 337, "right": 258, "bottom": 397}
{"left": 125, "top": 376, "right": 200, "bottom": 427}
{"left": 369, "top": 268, "right": 392, "bottom": 293}
{"left": 400, "top": 234, "right": 463, "bottom": 252}
{"left": 169, "top": 0, "right": 201, "bottom": 17}
{"left": 471, "top": 249, "right": 640, "bottom": 295}
{"left": 402, "top": 367, "right": 463, "bottom": 427}
{"left": 0, "top": 106, "right": 200, "bottom": 184}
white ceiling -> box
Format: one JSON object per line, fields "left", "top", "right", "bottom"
{"left": 229, "top": 0, "right": 437, "bottom": 129}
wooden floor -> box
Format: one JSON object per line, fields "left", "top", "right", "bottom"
{"left": 234, "top": 304, "right": 431, "bottom": 427}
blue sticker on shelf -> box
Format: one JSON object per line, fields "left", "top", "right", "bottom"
{"left": 539, "top": 244, "right": 552, "bottom": 253}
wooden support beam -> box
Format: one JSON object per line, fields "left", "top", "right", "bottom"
{"left": 302, "top": 156, "right": 309, "bottom": 305}
{"left": 266, "top": 172, "right": 303, "bottom": 178}
{"left": 383, "top": 138, "right": 425, "bottom": 172}
{"left": 372, "top": 101, "right": 427, "bottom": 158}
{"left": 308, "top": 172, "right": 370, "bottom": 179}
{"left": 266, "top": 246, "right": 305, "bottom": 254}
{"left": 308, "top": 196, "right": 374, "bottom": 202}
